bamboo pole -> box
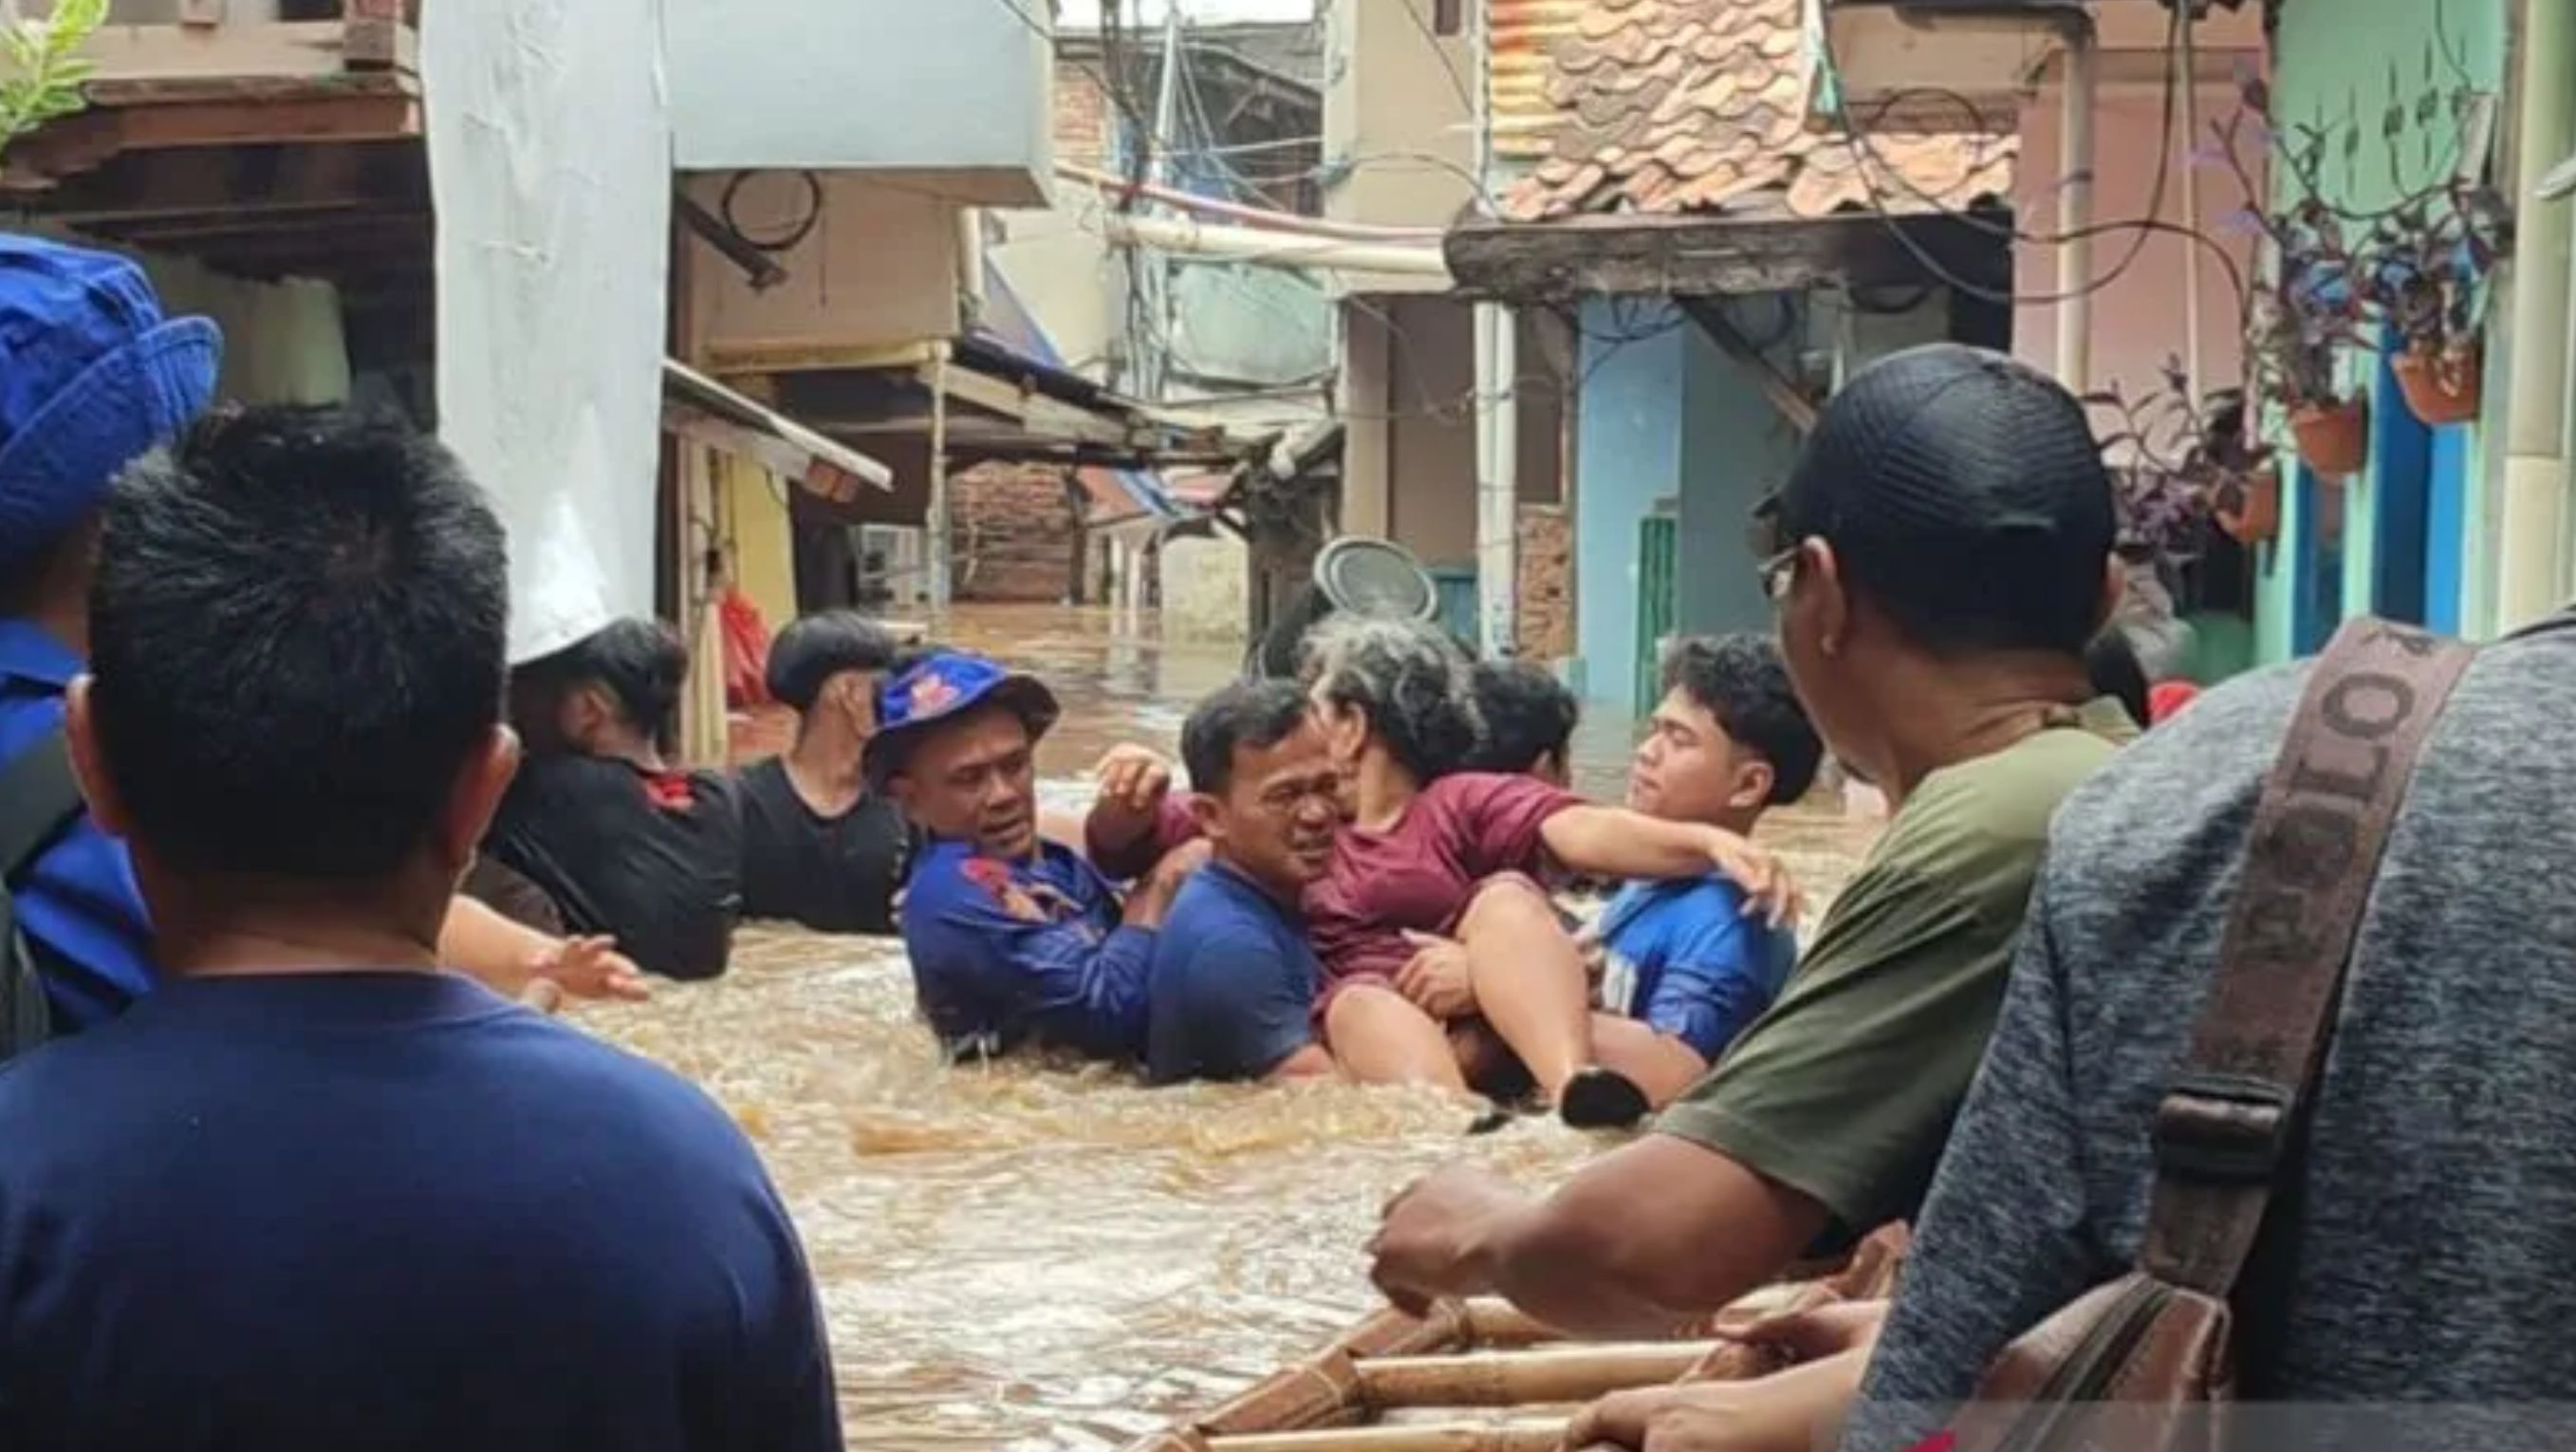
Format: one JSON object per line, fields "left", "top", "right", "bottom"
{"left": 1356, "top": 1344, "right": 1716, "bottom": 1408}
{"left": 1209, "top": 1420, "right": 1568, "bottom": 1452}
{"left": 1456, "top": 1300, "right": 1559, "bottom": 1348}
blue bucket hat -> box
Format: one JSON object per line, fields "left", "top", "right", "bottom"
{"left": 0, "top": 235, "right": 222, "bottom": 568}
{"left": 862, "top": 650, "right": 1062, "bottom": 786}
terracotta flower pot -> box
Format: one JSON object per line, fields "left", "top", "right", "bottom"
{"left": 2393, "top": 343, "right": 2482, "bottom": 426}
{"left": 2215, "top": 462, "right": 2281, "bottom": 546}
{"left": 2289, "top": 397, "right": 2369, "bottom": 479}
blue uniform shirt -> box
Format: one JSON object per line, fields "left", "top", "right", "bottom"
{"left": 899, "top": 835, "right": 1154, "bottom": 1062}
{"left": 0, "top": 971, "right": 839, "bottom": 1450}
{"left": 1595, "top": 875, "right": 1796, "bottom": 1062}
{"left": 0, "top": 618, "right": 154, "bottom": 1029}
{"left": 1146, "top": 859, "right": 1320, "bottom": 1085}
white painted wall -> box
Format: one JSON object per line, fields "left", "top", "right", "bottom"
{"left": 688, "top": 173, "right": 964, "bottom": 364}
{"left": 664, "top": 0, "right": 1053, "bottom": 205}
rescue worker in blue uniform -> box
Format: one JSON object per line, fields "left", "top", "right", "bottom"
{"left": 0, "top": 235, "right": 642, "bottom": 1036}
{"left": 875, "top": 650, "right": 1203, "bottom": 1062}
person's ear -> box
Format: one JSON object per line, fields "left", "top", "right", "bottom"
{"left": 438, "top": 725, "right": 521, "bottom": 873}
{"left": 61, "top": 676, "right": 130, "bottom": 841}
{"left": 1727, "top": 757, "right": 1776, "bottom": 813}
{"left": 843, "top": 672, "right": 881, "bottom": 737}
{"left": 1187, "top": 788, "right": 1227, "bottom": 845}
{"left": 1805, "top": 539, "right": 1851, "bottom": 658}
{"left": 559, "top": 685, "right": 611, "bottom": 753}
{"left": 2094, "top": 553, "right": 2124, "bottom": 638}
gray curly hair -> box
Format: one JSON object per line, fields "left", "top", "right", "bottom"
{"left": 1298, "top": 614, "right": 1482, "bottom": 783}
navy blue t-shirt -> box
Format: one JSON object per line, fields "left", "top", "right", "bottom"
{"left": 0, "top": 971, "right": 839, "bottom": 1452}
{"left": 1146, "top": 860, "right": 1321, "bottom": 1084}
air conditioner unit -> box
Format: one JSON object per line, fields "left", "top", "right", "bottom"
{"left": 855, "top": 524, "right": 927, "bottom": 608}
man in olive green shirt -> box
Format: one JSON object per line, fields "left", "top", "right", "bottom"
{"left": 1367, "top": 344, "right": 2137, "bottom": 1341}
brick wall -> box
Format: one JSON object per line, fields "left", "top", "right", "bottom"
{"left": 1054, "top": 61, "right": 1110, "bottom": 165}
{"left": 954, "top": 463, "right": 1080, "bottom": 603}
{"left": 1515, "top": 503, "right": 1572, "bottom": 661}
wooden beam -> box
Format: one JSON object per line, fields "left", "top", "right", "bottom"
{"left": 1442, "top": 211, "right": 2010, "bottom": 304}
{"left": 6, "top": 92, "right": 419, "bottom": 183}
{"left": 14, "top": 141, "right": 425, "bottom": 223}
{"left": 1676, "top": 296, "right": 1820, "bottom": 435}
{"left": 699, "top": 339, "right": 941, "bottom": 377}
{"left": 68, "top": 19, "right": 411, "bottom": 89}
{"left": 343, "top": 0, "right": 409, "bottom": 71}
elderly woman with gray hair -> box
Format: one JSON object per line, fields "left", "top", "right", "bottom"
{"left": 1090, "top": 616, "right": 1796, "bottom": 1127}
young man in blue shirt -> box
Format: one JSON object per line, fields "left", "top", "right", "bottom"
{"left": 0, "top": 236, "right": 642, "bottom": 1033}
{"left": 1422, "top": 637, "right": 1818, "bottom": 1108}
{"left": 1589, "top": 634, "right": 1821, "bottom": 1103}
{"left": 0, "top": 404, "right": 837, "bottom": 1449}
{"left": 880, "top": 650, "right": 1202, "bottom": 1063}
{"left": 1146, "top": 679, "right": 1344, "bottom": 1084}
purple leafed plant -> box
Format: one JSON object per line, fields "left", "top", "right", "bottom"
{"left": 2087, "top": 358, "right": 2272, "bottom": 565}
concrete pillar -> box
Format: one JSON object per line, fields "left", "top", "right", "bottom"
{"left": 2497, "top": 0, "right": 2574, "bottom": 628}
{"left": 1340, "top": 298, "right": 1393, "bottom": 537}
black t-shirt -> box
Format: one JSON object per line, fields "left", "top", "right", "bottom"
{"left": 733, "top": 756, "right": 912, "bottom": 935}
{"left": 485, "top": 754, "right": 743, "bottom": 981}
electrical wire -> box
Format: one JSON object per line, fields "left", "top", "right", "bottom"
{"left": 1388, "top": 0, "right": 1476, "bottom": 119}
{"left": 1812, "top": 4, "right": 2187, "bottom": 308}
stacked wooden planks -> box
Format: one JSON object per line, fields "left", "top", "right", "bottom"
{"left": 1123, "top": 1225, "right": 1911, "bottom": 1452}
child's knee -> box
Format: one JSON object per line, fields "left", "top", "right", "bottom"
{"left": 1459, "top": 872, "right": 1554, "bottom": 936}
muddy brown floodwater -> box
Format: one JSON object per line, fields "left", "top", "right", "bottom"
{"left": 575, "top": 605, "right": 1882, "bottom": 1450}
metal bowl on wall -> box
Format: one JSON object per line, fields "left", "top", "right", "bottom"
{"left": 1247, "top": 536, "right": 1440, "bottom": 680}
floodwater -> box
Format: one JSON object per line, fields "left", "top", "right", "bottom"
{"left": 575, "top": 605, "right": 1882, "bottom": 1450}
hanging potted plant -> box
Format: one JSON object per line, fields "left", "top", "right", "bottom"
{"left": 2360, "top": 180, "right": 2513, "bottom": 426}
{"left": 2211, "top": 97, "right": 2374, "bottom": 479}
{"left": 2089, "top": 365, "right": 2279, "bottom": 552}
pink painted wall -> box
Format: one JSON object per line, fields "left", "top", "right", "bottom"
{"left": 2013, "top": 76, "right": 2263, "bottom": 413}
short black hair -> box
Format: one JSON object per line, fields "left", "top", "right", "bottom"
{"left": 2085, "top": 629, "right": 2151, "bottom": 730}
{"left": 516, "top": 617, "right": 690, "bottom": 752}
{"left": 1181, "top": 679, "right": 1311, "bottom": 797}
{"left": 766, "top": 610, "right": 897, "bottom": 712}
{"left": 88, "top": 404, "right": 507, "bottom": 880}
{"left": 1659, "top": 634, "right": 1823, "bottom": 805}
{"left": 1464, "top": 660, "right": 1578, "bottom": 775}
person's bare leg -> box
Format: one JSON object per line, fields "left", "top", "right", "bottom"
{"left": 1325, "top": 983, "right": 1469, "bottom": 1090}
{"left": 1453, "top": 875, "right": 1596, "bottom": 1101}
{"left": 1589, "top": 1015, "right": 1712, "bottom": 1108}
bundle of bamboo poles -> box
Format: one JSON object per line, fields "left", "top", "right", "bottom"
{"left": 1123, "top": 1225, "right": 1911, "bottom": 1452}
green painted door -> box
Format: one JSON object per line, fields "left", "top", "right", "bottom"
{"left": 1635, "top": 514, "right": 1677, "bottom": 717}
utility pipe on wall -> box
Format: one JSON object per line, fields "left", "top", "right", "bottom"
{"left": 2178, "top": 9, "right": 2204, "bottom": 393}
{"left": 1094, "top": 212, "right": 1453, "bottom": 281}
{"left": 2497, "top": 0, "right": 2574, "bottom": 630}
{"left": 1470, "top": 0, "right": 1516, "bottom": 656}
{"left": 1474, "top": 302, "right": 1520, "bottom": 656}
{"left": 2054, "top": 15, "right": 2099, "bottom": 395}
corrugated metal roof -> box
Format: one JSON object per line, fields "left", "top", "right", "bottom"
{"left": 1498, "top": 0, "right": 2016, "bottom": 222}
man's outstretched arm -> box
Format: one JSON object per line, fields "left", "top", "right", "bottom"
{"left": 1369, "top": 1134, "right": 1825, "bottom": 1338}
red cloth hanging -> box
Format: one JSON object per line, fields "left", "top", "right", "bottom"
{"left": 719, "top": 587, "right": 773, "bottom": 709}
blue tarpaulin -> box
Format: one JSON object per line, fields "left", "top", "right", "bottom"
{"left": 976, "top": 262, "right": 1182, "bottom": 523}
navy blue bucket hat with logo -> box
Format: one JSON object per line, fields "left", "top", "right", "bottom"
{"left": 0, "top": 234, "right": 222, "bottom": 568}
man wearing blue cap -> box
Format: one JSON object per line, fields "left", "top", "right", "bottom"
{"left": 0, "top": 234, "right": 640, "bottom": 1045}
{"left": 871, "top": 649, "right": 1203, "bottom": 1062}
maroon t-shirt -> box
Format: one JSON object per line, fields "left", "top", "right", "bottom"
{"left": 1087, "top": 773, "right": 1582, "bottom": 984}
{"left": 1304, "top": 772, "right": 1580, "bottom": 981}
